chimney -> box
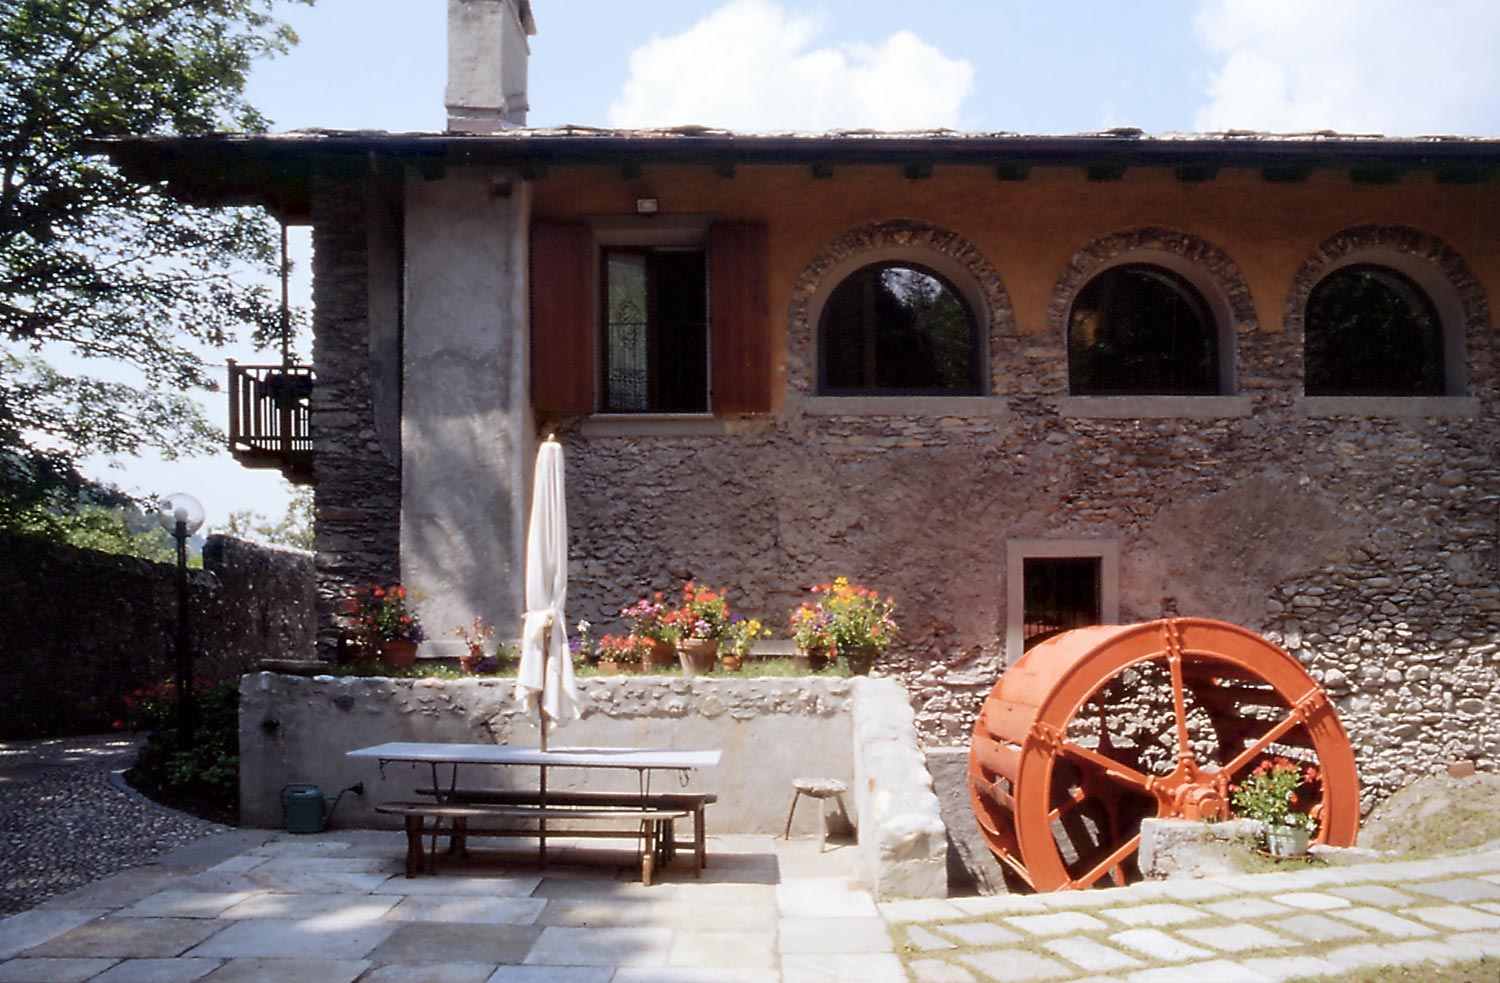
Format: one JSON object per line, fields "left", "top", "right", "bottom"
{"left": 446, "top": 0, "right": 536, "bottom": 132}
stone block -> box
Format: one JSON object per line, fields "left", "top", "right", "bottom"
{"left": 1137, "top": 818, "right": 1260, "bottom": 881}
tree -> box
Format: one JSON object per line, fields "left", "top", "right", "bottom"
{"left": 222, "top": 484, "right": 312, "bottom": 550}
{"left": 0, "top": 0, "right": 310, "bottom": 502}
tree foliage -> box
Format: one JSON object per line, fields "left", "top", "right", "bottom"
{"left": 222, "top": 483, "right": 312, "bottom": 550}
{"left": 0, "top": 0, "right": 309, "bottom": 496}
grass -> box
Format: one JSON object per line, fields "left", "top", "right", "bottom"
{"left": 1290, "top": 956, "right": 1499, "bottom": 982}
{"left": 315, "top": 656, "right": 853, "bottom": 679}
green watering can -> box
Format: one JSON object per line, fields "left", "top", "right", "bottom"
{"left": 281, "top": 782, "right": 364, "bottom": 834}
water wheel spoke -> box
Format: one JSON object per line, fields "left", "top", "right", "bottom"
{"left": 1070, "top": 832, "right": 1142, "bottom": 891}
{"left": 1168, "top": 654, "right": 1191, "bottom": 759}
{"left": 1222, "top": 708, "right": 1302, "bottom": 777}
{"left": 1059, "top": 740, "right": 1154, "bottom": 792}
{"left": 1047, "top": 786, "right": 1089, "bottom": 823}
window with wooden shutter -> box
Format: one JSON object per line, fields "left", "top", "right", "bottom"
{"left": 533, "top": 220, "right": 771, "bottom": 417}
{"left": 709, "top": 222, "right": 771, "bottom": 413}
{"left": 530, "top": 222, "right": 594, "bottom": 414}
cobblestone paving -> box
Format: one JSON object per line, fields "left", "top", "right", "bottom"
{"left": 0, "top": 735, "right": 225, "bottom": 917}
{"left": 884, "top": 851, "right": 1500, "bottom": 982}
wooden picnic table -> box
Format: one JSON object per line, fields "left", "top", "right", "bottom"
{"left": 346, "top": 742, "right": 721, "bottom": 884}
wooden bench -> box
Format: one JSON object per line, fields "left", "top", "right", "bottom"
{"left": 416, "top": 787, "right": 717, "bottom": 875}
{"left": 375, "top": 801, "right": 689, "bottom": 885}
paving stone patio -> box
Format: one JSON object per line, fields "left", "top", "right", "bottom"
{"left": 2, "top": 820, "right": 1500, "bottom": 980}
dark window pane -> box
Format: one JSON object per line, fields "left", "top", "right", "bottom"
{"left": 601, "top": 248, "right": 707, "bottom": 413}
{"left": 1023, "top": 557, "right": 1102, "bottom": 650}
{"left": 1304, "top": 264, "right": 1444, "bottom": 396}
{"left": 820, "top": 263, "right": 981, "bottom": 394}
{"left": 1068, "top": 264, "right": 1219, "bottom": 395}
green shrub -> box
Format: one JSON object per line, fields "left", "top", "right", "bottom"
{"left": 125, "top": 679, "right": 239, "bottom": 812}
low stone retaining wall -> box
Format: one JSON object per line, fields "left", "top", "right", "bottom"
{"left": 241, "top": 673, "right": 950, "bottom": 895}
{"left": 853, "top": 678, "right": 949, "bottom": 897}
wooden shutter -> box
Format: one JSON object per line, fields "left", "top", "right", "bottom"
{"left": 530, "top": 222, "right": 594, "bottom": 414}
{"left": 708, "top": 222, "right": 771, "bottom": 413}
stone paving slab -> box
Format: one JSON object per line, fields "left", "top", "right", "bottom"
{"left": 1176, "top": 923, "right": 1293, "bottom": 953}
{"left": 1040, "top": 937, "right": 1145, "bottom": 973}
{"left": 194, "top": 957, "right": 369, "bottom": 983}
{"left": 1108, "top": 928, "right": 1215, "bottom": 962}
{"left": 1329, "top": 906, "right": 1438, "bottom": 936}
{"left": 0, "top": 957, "right": 120, "bottom": 982}
{"left": 1098, "top": 902, "right": 1207, "bottom": 926}
{"left": 954, "top": 948, "right": 1073, "bottom": 981}
{"left": 89, "top": 956, "right": 220, "bottom": 982}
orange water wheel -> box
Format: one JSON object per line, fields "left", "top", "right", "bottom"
{"left": 968, "top": 618, "right": 1359, "bottom": 891}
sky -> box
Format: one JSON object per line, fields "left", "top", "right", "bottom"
{"left": 82, "top": 0, "right": 1500, "bottom": 532}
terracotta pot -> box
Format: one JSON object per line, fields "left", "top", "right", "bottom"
{"left": 793, "top": 648, "right": 831, "bottom": 673}
{"left": 843, "top": 645, "right": 878, "bottom": 676}
{"left": 597, "top": 661, "right": 622, "bottom": 676}
{"left": 643, "top": 638, "right": 677, "bottom": 668}
{"left": 677, "top": 638, "right": 720, "bottom": 676}
{"left": 720, "top": 653, "right": 743, "bottom": 672}
{"left": 378, "top": 639, "right": 418, "bottom": 671}
{"left": 459, "top": 648, "right": 481, "bottom": 674}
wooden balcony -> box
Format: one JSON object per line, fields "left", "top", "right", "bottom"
{"left": 227, "top": 360, "right": 313, "bottom": 484}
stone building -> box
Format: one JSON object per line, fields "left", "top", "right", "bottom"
{"left": 105, "top": 0, "right": 1500, "bottom": 804}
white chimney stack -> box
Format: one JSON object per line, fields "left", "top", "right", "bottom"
{"left": 446, "top": 0, "right": 536, "bottom": 131}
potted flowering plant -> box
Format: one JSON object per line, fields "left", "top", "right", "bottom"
{"left": 620, "top": 594, "right": 676, "bottom": 666}
{"left": 721, "top": 617, "right": 768, "bottom": 672}
{"left": 453, "top": 616, "right": 494, "bottom": 673}
{"left": 595, "top": 634, "right": 649, "bottom": 675}
{"left": 345, "top": 583, "right": 425, "bottom": 669}
{"left": 793, "top": 578, "right": 898, "bottom": 675}
{"left": 789, "top": 600, "right": 835, "bottom": 671}
{"left": 666, "top": 583, "right": 731, "bottom": 675}
{"left": 1231, "top": 757, "right": 1321, "bottom": 857}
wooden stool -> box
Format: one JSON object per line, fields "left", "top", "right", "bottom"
{"left": 783, "top": 777, "right": 850, "bottom": 852}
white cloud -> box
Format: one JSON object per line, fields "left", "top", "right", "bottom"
{"left": 1193, "top": 0, "right": 1500, "bottom": 136}
{"left": 607, "top": 0, "right": 973, "bottom": 132}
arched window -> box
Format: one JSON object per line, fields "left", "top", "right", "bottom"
{"left": 1068, "top": 263, "right": 1220, "bottom": 395}
{"left": 818, "top": 262, "right": 982, "bottom": 395}
{"left": 1304, "top": 264, "right": 1445, "bottom": 396}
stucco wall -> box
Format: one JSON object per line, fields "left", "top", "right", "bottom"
{"left": 239, "top": 673, "right": 856, "bottom": 835}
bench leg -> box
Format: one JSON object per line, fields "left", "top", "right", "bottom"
{"left": 694, "top": 806, "right": 705, "bottom": 876}
{"left": 640, "top": 819, "right": 657, "bottom": 887}
{"left": 402, "top": 814, "right": 423, "bottom": 878}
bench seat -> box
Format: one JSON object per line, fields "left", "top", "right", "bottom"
{"left": 415, "top": 787, "right": 717, "bottom": 874}
{"left": 374, "top": 800, "right": 690, "bottom": 885}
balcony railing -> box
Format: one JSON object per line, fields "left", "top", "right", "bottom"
{"left": 227, "top": 360, "right": 313, "bottom": 484}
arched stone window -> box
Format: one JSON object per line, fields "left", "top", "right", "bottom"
{"left": 1304, "top": 264, "right": 1444, "bottom": 396}
{"left": 1068, "top": 263, "right": 1220, "bottom": 395}
{"left": 1289, "top": 226, "right": 1483, "bottom": 399}
{"left": 818, "top": 261, "right": 982, "bottom": 395}
{"left": 1050, "top": 228, "right": 1252, "bottom": 399}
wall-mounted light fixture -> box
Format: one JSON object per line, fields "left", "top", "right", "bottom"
{"left": 635, "top": 197, "right": 659, "bottom": 215}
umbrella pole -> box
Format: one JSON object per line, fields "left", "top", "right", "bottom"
{"left": 538, "top": 621, "right": 550, "bottom": 865}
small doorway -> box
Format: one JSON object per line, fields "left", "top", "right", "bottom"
{"left": 1022, "top": 556, "right": 1102, "bottom": 650}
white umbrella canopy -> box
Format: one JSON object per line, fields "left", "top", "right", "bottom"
{"left": 515, "top": 436, "right": 581, "bottom": 741}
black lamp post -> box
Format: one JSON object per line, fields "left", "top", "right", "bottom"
{"left": 157, "top": 493, "right": 204, "bottom": 741}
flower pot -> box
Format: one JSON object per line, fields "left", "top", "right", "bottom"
{"left": 843, "top": 645, "right": 878, "bottom": 676}
{"left": 458, "top": 649, "right": 482, "bottom": 674}
{"left": 677, "top": 638, "right": 719, "bottom": 676}
{"left": 794, "top": 648, "right": 831, "bottom": 673}
{"left": 720, "top": 654, "right": 743, "bottom": 672}
{"left": 378, "top": 639, "right": 418, "bottom": 671}
{"left": 1265, "top": 824, "right": 1311, "bottom": 858}
{"left": 597, "top": 661, "right": 622, "bottom": 676}
{"left": 643, "top": 637, "right": 677, "bottom": 668}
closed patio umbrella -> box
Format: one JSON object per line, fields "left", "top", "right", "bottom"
{"left": 516, "top": 435, "right": 580, "bottom": 749}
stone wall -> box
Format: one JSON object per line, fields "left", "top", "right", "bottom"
{"left": 239, "top": 673, "right": 857, "bottom": 835}
{"left": 309, "top": 178, "right": 403, "bottom": 659}
{"left": 0, "top": 533, "right": 314, "bottom": 738}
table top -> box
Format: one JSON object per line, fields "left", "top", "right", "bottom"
{"left": 346, "top": 741, "right": 721, "bottom": 770}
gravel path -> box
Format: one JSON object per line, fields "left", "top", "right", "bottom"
{"left": 0, "top": 733, "right": 226, "bottom": 917}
